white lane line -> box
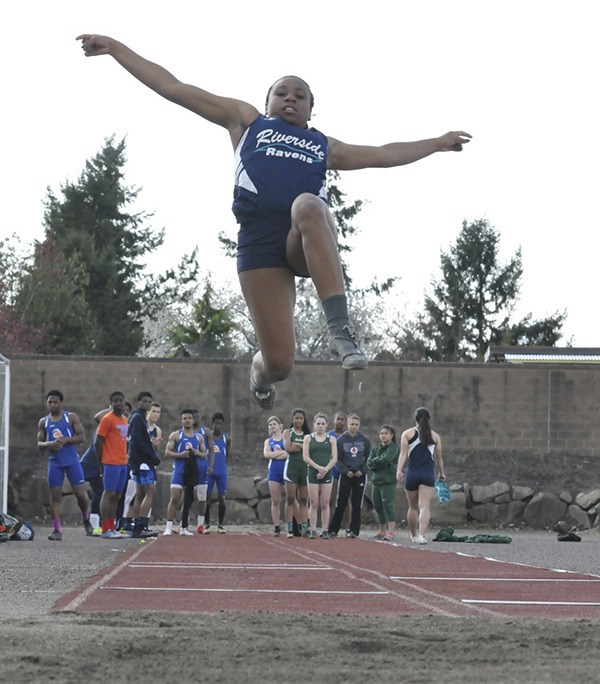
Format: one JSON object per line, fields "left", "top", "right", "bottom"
{"left": 462, "top": 600, "right": 600, "bottom": 606}
{"left": 101, "top": 586, "right": 388, "bottom": 595}
{"left": 390, "top": 577, "right": 600, "bottom": 582}
{"left": 254, "top": 534, "right": 487, "bottom": 617}
{"left": 57, "top": 543, "right": 149, "bottom": 612}
{"left": 129, "top": 563, "right": 327, "bottom": 570}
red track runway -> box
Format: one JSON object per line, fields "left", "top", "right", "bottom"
{"left": 54, "top": 533, "right": 600, "bottom": 619}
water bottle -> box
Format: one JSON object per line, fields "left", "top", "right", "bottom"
{"left": 435, "top": 479, "right": 451, "bottom": 504}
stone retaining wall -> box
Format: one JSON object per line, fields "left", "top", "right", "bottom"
{"left": 11, "top": 475, "right": 600, "bottom": 531}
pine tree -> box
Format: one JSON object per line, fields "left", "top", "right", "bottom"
{"left": 43, "top": 137, "right": 163, "bottom": 355}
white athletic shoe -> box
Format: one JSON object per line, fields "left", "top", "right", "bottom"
{"left": 410, "top": 535, "right": 418, "bottom": 543}
{"left": 163, "top": 528, "right": 173, "bottom": 536}
{"left": 417, "top": 535, "right": 428, "bottom": 545}
{"left": 179, "top": 528, "right": 194, "bottom": 537}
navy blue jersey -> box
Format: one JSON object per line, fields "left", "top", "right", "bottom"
{"left": 232, "top": 114, "right": 328, "bottom": 223}
{"left": 407, "top": 429, "right": 435, "bottom": 469}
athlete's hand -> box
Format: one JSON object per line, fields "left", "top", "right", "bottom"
{"left": 76, "top": 34, "right": 111, "bottom": 57}
{"left": 438, "top": 131, "right": 472, "bottom": 152}
{"left": 396, "top": 470, "right": 404, "bottom": 483}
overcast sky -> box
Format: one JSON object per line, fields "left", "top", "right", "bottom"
{"left": 2, "top": 1, "right": 598, "bottom": 347}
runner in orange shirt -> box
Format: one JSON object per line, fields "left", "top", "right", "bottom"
{"left": 96, "top": 391, "right": 130, "bottom": 539}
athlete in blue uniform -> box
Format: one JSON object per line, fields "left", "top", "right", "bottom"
{"left": 206, "top": 412, "right": 231, "bottom": 533}
{"left": 164, "top": 409, "right": 206, "bottom": 536}
{"left": 78, "top": 34, "right": 471, "bottom": 410}
{"left": 36, "top": 390, "right": 92, "bottom": 540}
{"left": 397, "top": 407, "right": 446, "bottom": 545}
{"left": 179, "top": 409, "right": 215, "bottom": 534}
{"left": 263, "top": 416, "right": 288, "bottom": 536}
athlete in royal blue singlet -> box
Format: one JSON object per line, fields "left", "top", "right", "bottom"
{"left": 163, "top": 409, "right": 206, "bottom": 536}
{"left": 263, "top": 416, "right": 288, "bottom": 537}
{"left": 37, "top": 390, "right": 92, "bottom": 540}
{"left": 78, "top": 33, "right": 472, "bottom": 410}
{"left": 206, "top": 412, "right": 231, "bottom": 533}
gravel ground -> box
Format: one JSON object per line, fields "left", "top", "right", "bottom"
{"left": 1, "top": 524, "right": 600, "bottom": 683}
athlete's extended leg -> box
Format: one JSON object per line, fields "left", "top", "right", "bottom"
{"left": 239, "top": 267, "right": 296, "bottom": 408}
{"left": 286, "top": 194, "right": 367, "bottom": 370}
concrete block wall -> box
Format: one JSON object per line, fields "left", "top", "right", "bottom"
{"left": 6, "top": 356, "right": 600, "bottom": 489}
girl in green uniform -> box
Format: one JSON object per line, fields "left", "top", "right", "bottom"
{"left": 283, "top": 409, "right": 311, "bottom": 538}
{"left": 367, "top": 425, "right": 400, "bottom": 541}
{"left": 303, "top": 412, "right": 338, "bottom": 539}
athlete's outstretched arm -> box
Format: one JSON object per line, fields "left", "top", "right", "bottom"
{"left": 76, "top": 34, "right": 258, "bottom": 142}
{"left": 327, "top": 131, "right": 472, "bottom": 171}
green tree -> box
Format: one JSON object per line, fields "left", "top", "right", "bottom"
{"left": 43, "top": 136, "right": 163, "bottom": 355}
{"left": 168, "top": 280, "right": 239, "bottom": 358}
{"left": 392, "top": 219, "right": 566, "bottom": 361}
{"left": 13, "top": 238, "right": 97, "bottom": 354}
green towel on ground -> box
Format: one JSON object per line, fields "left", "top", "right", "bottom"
{"left": 433, "top": 526, "right": 512, "bottom": 544}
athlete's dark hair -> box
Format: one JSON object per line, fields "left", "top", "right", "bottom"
{"left": 109, "top": 391, "right": 124, "bottom": 401}
{"left": 181, "top": 408, "right": 195, "bottom": 417}
{"left": 212, "top": 412, "right": 224, "bottom": 422}
{"left": 137, "top": 391, "right": 153, "bottom": 402}
{"left": 46, "top": 390, "right": 64, "bottom": 402}
{"left": 265, "top": 75, "right": 315, "bottom": 112}
{"left": 415, "top": 407, "right": 436, "bottom": 446}
{"left": 124, "top": 402, "right": 133, "bottom": 411}
{"left": 380, "top": 424, "right": 397, "bottom": 444}
{"left": 290, "top": 408, "right": 311, "bottom": 435}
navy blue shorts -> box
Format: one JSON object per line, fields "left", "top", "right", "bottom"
{"left": 404, "top": 465, "right": 435, "bottom": 491}
{"left": 236, "top": 215, "right": 292, "bottom": 273}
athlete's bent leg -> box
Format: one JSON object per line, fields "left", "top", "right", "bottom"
{"left": 286, "top": 194, "right": 367, "bottom": 370}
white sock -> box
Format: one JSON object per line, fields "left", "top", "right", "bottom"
{"left": 90, "top": 513, "right": 100, "bottom": 528}
{"left": 197, "top": 515, "right": 205, "bottom": 526}
{"left": 165, "top": 520, "right": 173, "bottom": 533}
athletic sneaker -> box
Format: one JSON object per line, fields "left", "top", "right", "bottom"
{"left": 329, "top": 531, "right": 338, "bottom": 538}
{"left": 217, "top": 526, "right": 226, "bottom": 534}
{"left": 321, "top": 530, "right": 331, "bottom": 540}
{"left": 132, "top": 527, "right": 158, "bottom": 539}
{"left": 286, "top": 523, "right": 294, "bottom": 539}
{"left": 308, "top": 530, "right": 317, "bottom": 540}
{"left": 373, "top": 533, "right": 385, "bottom": 540}
{"left": 197, "top": 525, "right": 206, "bottom": 534}
{"left": 102, "top": 530, "right": 122, "bottom": 539}
{"left": 347, "top": 531, "right": 358, "bottom": 538}
{"left": 179, "top": 528, "right": 194, "bottom": 537}
{"left": 163, "top": 528, "right": 173, "bottom": 536}
{"left": 383, "top": 532, "right": 395, "bottom": 542}
{"left": 91, "top": 527, "right": 102, "bottom": 537}
{"left": 250, "top": 377, "right": 277, "bottom": 410}
{"left": 417, "top": 535, "right": 428, "bottom": 545}
{"left": 410, "top": 535, "right": 418, "bottom": 543}
{"left": 83, "top": 520, "right": 94, "bottom": 536}
{"left": 48, "top": 530, "right": 62, "bottom": 541}
{"left": 273, "top": 526, "right": 281, "bottom": 537}
{"left": 330, "top": 325, "right": 368, "bottom": 370}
